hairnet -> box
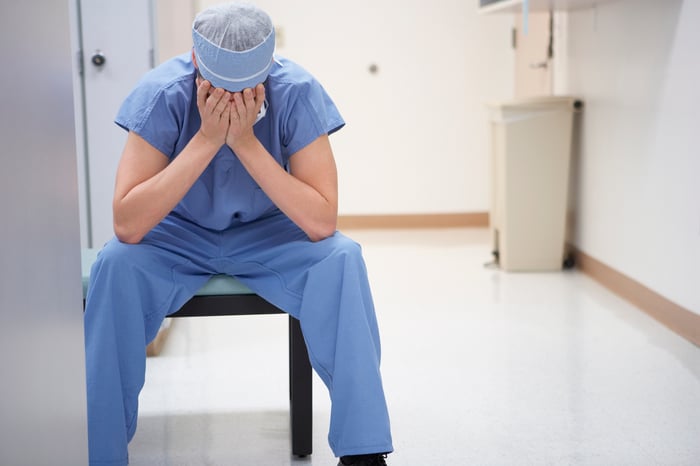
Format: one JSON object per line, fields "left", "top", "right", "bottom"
{"left": 192, "top": 3, "right": 275, "bottom": 92}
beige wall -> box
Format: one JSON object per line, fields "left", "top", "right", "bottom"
{"left": 155, "top": 0, "right": 197, "bottom": 63}
{"left": 158, "top": 0, "right": 514, "bottom": 215}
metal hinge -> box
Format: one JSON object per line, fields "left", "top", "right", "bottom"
{"left": 77, "top": 49, "right": 84, "bottom": 76}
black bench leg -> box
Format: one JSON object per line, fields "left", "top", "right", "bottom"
{"left": 289, "top": 316, "right": 312, "bottom": 457}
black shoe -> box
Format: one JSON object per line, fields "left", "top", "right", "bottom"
{"left": 338, "top": 453, "right": 388, "bottom": 465}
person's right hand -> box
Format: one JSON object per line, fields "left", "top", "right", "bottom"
{"left": 196, "top": 80, "right": 232, "bottom": 147}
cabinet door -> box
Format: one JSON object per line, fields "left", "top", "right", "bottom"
{"left": 514, "top": 10, "right": 553, "bottom": 98}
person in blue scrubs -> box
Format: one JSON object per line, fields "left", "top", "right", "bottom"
{"left": 83, "top": 3, "right": 392, "bottom": 466}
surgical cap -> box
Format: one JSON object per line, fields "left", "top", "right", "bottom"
{"left": 192, "top": 3, "right": 275, "bottom": 92}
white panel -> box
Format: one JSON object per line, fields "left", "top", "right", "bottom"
{"left": 80, "top": 0, "right": 154, "bottom": 247}
{"left": 0, "top": 1, "right": 88, "bottom": 464}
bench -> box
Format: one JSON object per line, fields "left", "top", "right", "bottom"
{"left": 81, "top": 248, "right": 313, "bottom": 457}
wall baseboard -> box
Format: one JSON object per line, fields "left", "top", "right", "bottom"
{"left": 338, "top": 212, "right": 489, "bottom": 230}
{"left": 338, "top": 214, "right": 699, "bottom": 347}
{"left": 575, "top": 248, "right": 700, "bottom": 347}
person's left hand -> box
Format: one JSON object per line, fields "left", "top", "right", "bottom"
{"left": 226, "top": 84, "right": 265, "bottom": 150}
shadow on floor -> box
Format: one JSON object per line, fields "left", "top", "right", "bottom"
{"left": 129, "top": 410, "right": 313, "bottom": 466}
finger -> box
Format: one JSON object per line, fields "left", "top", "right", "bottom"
{"left": 220, "top": 99, "right": 232, "bottom": 122}
{"left": 253, "top": 84, "right": 265, "bottom": 113}
{"left": 214, "top": 91, "right": 231, "bottom": 117}
{"left": 206, "top": 87, "right": 225, "bottom": 112}
{"left": 232, "top": 92, "right": 246, "bottom": 120}
{"left": 196, "top": 80, "right": 212, "bottom": 109}
{"left": 227, "top": 100, "right": 238, "bottom": 122}
{"left": 255, "top": 84, "right": 265, "bottom": 101}
{"left": 243, "top": 88, "right": 255, "bottom": 108}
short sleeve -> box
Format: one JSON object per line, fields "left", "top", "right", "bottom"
{"left": 281, "top": 78, "right": 345, "bottom": 157}
{"left": 115, "top": 77, "right": 190, "bottom": 159}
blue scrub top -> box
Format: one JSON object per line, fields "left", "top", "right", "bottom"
{"left": 115, "top": 54, "right": 345, "bottom": 231}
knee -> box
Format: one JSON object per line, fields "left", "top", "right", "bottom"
{"left": 315, "top": 235, "right": 371, "bottom": 280}
{"left": 90, "top": 239, "right": 145, "bottom": 284}
{"left": 324, "top": 233, "right": 364, "bottom": 262}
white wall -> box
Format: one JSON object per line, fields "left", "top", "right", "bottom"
{"left": 563, "top": 0, "right": 700, "bottom": 314}
{"left": 0, "top": 0, "right": 89, "bottom": 463}
{"left": 196, "top": 0, "right": 514, "bottom": 215}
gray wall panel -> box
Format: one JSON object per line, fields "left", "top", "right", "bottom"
{"left": 0, "top": 1, "right": 88, "bottom": 464}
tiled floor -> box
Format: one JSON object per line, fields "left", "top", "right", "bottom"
{"left": 130, "top": 228, "right": 700, "bottom": 465}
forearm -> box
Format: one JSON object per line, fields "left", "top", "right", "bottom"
{"left": 113, "top": 132, "right": 221, "bottom": 243}
{"left": 232, "top": 137, "right": 338, "bottom": 242}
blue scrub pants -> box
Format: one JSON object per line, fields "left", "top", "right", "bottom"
{"left": 84, "top": 211, "right": 393, "bottom": 465}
